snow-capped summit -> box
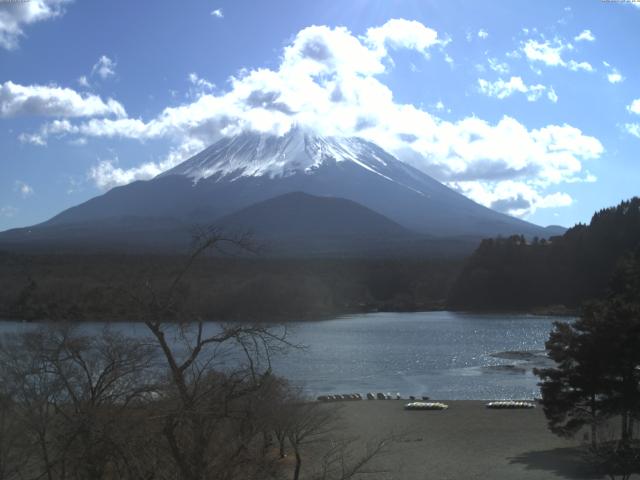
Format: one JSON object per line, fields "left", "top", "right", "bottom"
{"left": 163, "top": 127, "right": 399, "bottom": 184}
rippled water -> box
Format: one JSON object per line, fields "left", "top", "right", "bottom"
{"left": 272, "top": 311, "right": 572, "bottom": 400}
{"left": 0, "top": 311, "right": 573, "bottom": 400}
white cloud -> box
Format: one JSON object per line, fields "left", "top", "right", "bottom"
{"left": 606, "top": 64, "right": 624, "bottom": 83}
{"left": 14, "top": 180, "right": 33, "bottom": 198}
{"left": 1, "top": 81, "right": 126, "bottom": 118}
{"left": 0, "top": 0, "right": 70, "bottom": 50}
{"left": 16, "top": 19, "right": 600, "bottom": 217}
{"left": 574, "top": 29, "right": 595, "bottom": 42}
{"left": 567, "top": 60, "right": 593, "bottom": 72}
{"left": 547, "top": 87, "right": 558, "bottom": 103}
{"left": 34, "top": 19, "right": 448, "bottom": 146}
{"left": 211, "top": 8, "right": 223, "bottom": 18}
{"left": 18, "top": 132, "right": 46, "bottom": 145}
{"left": 505, "top": 49, "right": 521, "bottom": 60}
{"left": 365, "top": 18, "right": 442, "bottom": 58}
{"left": 477, "top": 29, "right": 488, "bottom": 39}
{"left": 537, "top": 192, "right": 573, "bottom": 208}
{"left": 91, "top": 55, "right": 116, "bottom": 79}
{"left": 410, "top": 118, "right": 602, "bottom": 189}
{"left": 187, "top": 72, "right": 215, "bottom": 97}
{"left": 89, "top": 141, "right": 202, "bottom": 188}
{"left": 77, "top": 75, "right": 90, "bottom": 88}
{"left": 89, "top": 157, "right": 154, "bottom": 190}
{"left": 626, "top": 100, "right": 640, "bottom": 138}
{"left": 522, "top": 38, "right": 593, "bottom": 72}
{"left": 625, "top": 124, "right": 640, "bottom": 139}
{"left": 449, "top": 180, "right": 573, "bottom": 217}
{"left": 188, "top": 72, "right": 213, "bottom": 89}
{"left": 487, "top": 58, "right": 509, "bottom": 75}
{"left": 607, "top": 72, "right": 623, "bottom": 84}
{"left": 76, "top": 56, "right": 116, "bottom": 89}
{"left": 478, "top": 76, "right": 554, "bottom": 102}
{"left": 18, "top": 119, "right": 76, "bottom": 145}
{"left": 522, "top": 38, "right": 564, "bottom": 66}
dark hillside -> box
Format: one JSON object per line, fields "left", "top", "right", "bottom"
{"left": 448, "top": 197, "right": 640, "bottom": 311}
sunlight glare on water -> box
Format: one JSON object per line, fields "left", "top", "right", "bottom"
{"left": 0, "top": 311, "right": 572, "bottom": 400}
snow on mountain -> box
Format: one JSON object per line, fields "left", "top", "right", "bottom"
{"left": 163, "top": 127, "right": 409, "bottom": 188}
{"left": 152, "top": 128, "right": 549, "bottom": 238}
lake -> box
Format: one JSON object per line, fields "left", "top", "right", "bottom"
{"left": 0, "top": 311, "right": 572, "bottom": 400}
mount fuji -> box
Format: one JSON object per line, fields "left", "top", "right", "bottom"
{"left": 0, "top": 128, "right": 563, "bottom": 255}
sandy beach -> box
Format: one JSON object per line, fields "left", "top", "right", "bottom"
{"left": 314, "top": 400, "right": 613, "bottom": 480}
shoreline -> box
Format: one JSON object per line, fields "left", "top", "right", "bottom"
{"left": 0, "top": 306, "right": 578, "bottom": 323}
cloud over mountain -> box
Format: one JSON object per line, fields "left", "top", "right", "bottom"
{"left": 15, "top": 18, "right": 603, "bottom": 217}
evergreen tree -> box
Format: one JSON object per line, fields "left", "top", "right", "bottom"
{"left": 536, "top": 249, "right": 640, "bottom": 477}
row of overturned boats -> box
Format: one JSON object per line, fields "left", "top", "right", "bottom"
{"left": 317, "top": 392, "right": 430, "bottom": 402}
{"left": 316, "top": 394, "right": 536, "bottom": 411}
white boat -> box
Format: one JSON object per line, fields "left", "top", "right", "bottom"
{"left": 485, "top": 401, "right": 535, "bottom": 409}
{"left": 404, "top": 402, "right": 448, "bottom": 411}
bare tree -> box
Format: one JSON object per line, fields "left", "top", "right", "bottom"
{"left": 0, "top": 328, "right": 65, "bottom": 480}
{"left": 312, "top": 436, "right": 392, "bottom": 480}
{"left": 283, "top": 395, "right": 395, "bottom": 480}
{"left": 0, "top": 325, "right": 158, "bottom": 480}
{"left": 286, "top": 400, "right": 337, "bottom": 480}
{"left": 46, "top": 326, "right": 157, "bottom": 480}
{"left": 256, "top": 376, "right": 293, "bottom": 459}
{"left": 122, "top": 229, "right": 293, "bottom": 480}
{"left": 0, "top": 389, "right": 27, "bottom": 480}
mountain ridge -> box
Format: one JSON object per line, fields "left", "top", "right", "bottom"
{"left": 0, "top": 128, "right": 564, "bottom": 255}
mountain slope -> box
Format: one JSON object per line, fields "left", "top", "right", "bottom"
{"left": 0, "top": 128, "right": 558, "bottom": 254}
{"left": 214, "top": 191, "right": 426, "bottom": 256}
{"left": 217, "top": 191, "right": 413, "bottom": 238}
{"left": 45, "top": 129, "right": 547, "bottom": 234}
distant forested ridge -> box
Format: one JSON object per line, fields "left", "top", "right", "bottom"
{"left": 0, "top": 254, "right": 461, "bottom": 322}
{"left": 448, "top": 197, "right": 640, "bottom": 311}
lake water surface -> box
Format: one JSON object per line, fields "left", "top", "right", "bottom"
{"left": 0, "top": 311, "right": 573, "bottom": 400}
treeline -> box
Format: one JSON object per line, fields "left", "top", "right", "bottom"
{"left": 0, "top": 253, "right": 462, "bottom": 322}
{"left": 448, "top": 197, "right": 640, "bottom": 311}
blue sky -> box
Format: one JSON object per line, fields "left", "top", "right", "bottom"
{"left": 1, "top": 0, "right": 639, "bottom": 231}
